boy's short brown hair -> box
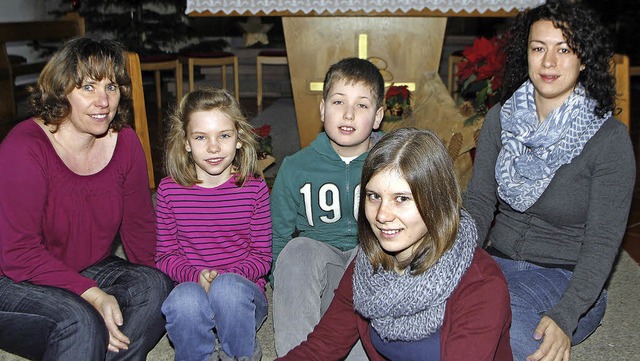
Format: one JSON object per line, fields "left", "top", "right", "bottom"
{"left": 322, "top": 57, "right": 385, "bottom": 110}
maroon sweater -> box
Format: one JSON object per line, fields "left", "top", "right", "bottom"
{"left": 279, "top": 248, "right": 513, "bottom": 361}
{"left": 0, "top": 119, "right": 156, "bottom": 295}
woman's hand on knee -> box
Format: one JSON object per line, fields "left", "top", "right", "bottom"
{"left": 527, "top": 316, "right": 570, "bottom": 361}
{"left": 81, "top": 287, "right": 131, "bottom": 352}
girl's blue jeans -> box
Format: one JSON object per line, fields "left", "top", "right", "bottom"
{"left": 493, "top": 256, "right": 607, "bottom": 361}
{"left": 0, "top": 255, "right": 173, "bottom": 361}
{"left": 162, "top": 273, "right": 268, "bottom": 361}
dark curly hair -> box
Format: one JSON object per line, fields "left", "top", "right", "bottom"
{"left": 28, "top": 37, "right": 132, "bottom": 131}
{"left": 501, "top": 0, "right": 616, "bottom": 118}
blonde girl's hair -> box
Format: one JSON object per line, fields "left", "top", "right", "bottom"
{"left": 164, "top": 88, "right": 260, "bottom": 187}
{"left": 358, "top": 127, "right": 462, "bottom": 275}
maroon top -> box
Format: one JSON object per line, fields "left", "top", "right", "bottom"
{"left": 278, "top": 248, "right": 513, "bottom": 361}
{"left": 0, "top": 119, "right": 156, "bottom": 295}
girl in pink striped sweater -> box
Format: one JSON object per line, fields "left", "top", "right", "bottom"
{"left": 156, "top": 88, "right": 272, "bottom": 361}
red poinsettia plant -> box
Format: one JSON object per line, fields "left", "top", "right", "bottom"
{"left": 252, "top": 124, "right": 272, "bottom": 159}
{"left": 455, "top": 36, "right": 507, "bottom": 124}
{"left": 384, "top": 85, "right": 411, "bottom": 122}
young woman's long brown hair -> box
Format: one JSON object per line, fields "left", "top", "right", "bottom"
{"left": 358, "top": 127, "right": 462, "bottom": 274}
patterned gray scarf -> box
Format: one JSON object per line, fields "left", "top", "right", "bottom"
{"left": 495, "top": 80, "right": 608, "bottom": 212}
{"left": 352, "top": 210, "right": 477, "bottom": 342}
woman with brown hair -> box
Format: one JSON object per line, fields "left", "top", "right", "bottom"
{"left": 0, "top": 37, "right": 172, "bottom": 360}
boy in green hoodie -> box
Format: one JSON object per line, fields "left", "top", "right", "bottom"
{"left": 271, "top": 57, "right": 385, "bottom": 360}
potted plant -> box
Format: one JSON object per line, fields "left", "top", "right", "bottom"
{"left": 455, "top": 36, "right": 506, "bottom": 125}
{"left": 383, "top": 85, "right": 411, "bottom": 122}
{"left": 252, "top": 124, "right": 273, "bottom": 160}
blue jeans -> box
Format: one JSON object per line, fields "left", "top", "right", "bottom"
{"left": 493, "top": 256, "right": 607, "bottom": 361}
{"left": 273, "top": 237, "right": 367, "bottom": 360}
{"left": 0, "top": 255, "right": 173, "bottom": 361}
{"left": 162, "top": 273, "right": 268, "bottom": 361}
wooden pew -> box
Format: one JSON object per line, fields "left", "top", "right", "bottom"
{"left": 0, "top": 13, "right": 84, "bottom": 121}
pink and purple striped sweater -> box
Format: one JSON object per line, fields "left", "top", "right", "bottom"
{"left": 155, "top": 175, "right": 272, "bottom": 293}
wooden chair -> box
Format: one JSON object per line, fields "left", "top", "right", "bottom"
{"left": 256, "top": 50, "right": 288, "bottom": 110}
{"left": 139, "top": 54, "right": 183, "bottom": 109}
{"left": 180, "top": 51, "right": 239, "bottom": 101}
{"left": 612, "top": 54, "right": 631, "bottom": 129}
{"left": 447, "top": 52, "right": 464, "bottom": 100}
{"left": 124, "top": 51, "right": 155, "bottom": 190}
{"left": 0, "top": 13, "right": 85, "bottom": 121}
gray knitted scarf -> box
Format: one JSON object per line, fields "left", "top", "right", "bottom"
{"left": 352, "top": 210, "right": 477, "bottom": 342}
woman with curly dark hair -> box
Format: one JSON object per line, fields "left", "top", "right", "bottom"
{"left": 464, "top": 1, "right": 635, "bottom": 360}
{"left": 500, "top": 0, "right": 617, "bottom": 118}
{"left": 0, "top": 37, "right": 173, "bottom": 360}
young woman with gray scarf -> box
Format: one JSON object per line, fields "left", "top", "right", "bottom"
{"left": 277, "top": 127, "right": 512, "bottom": 361}
{"left": 464, "top": 1, "right": 636, "bottom": 361}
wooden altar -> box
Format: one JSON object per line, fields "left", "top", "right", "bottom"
{"left": 187, "top": 1, "right": 544, "bottom": 148}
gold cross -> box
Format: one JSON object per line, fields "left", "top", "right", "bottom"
{"left": 309, "top": 34, "right": 416, "bottom": 92}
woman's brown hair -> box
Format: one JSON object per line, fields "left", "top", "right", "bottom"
{"left": 28, "top": 37, "right": 132, "bottom": 131}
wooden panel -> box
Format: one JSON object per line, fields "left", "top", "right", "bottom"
{"left": 283, "top": 16, "right": 447, "bottom": 147}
